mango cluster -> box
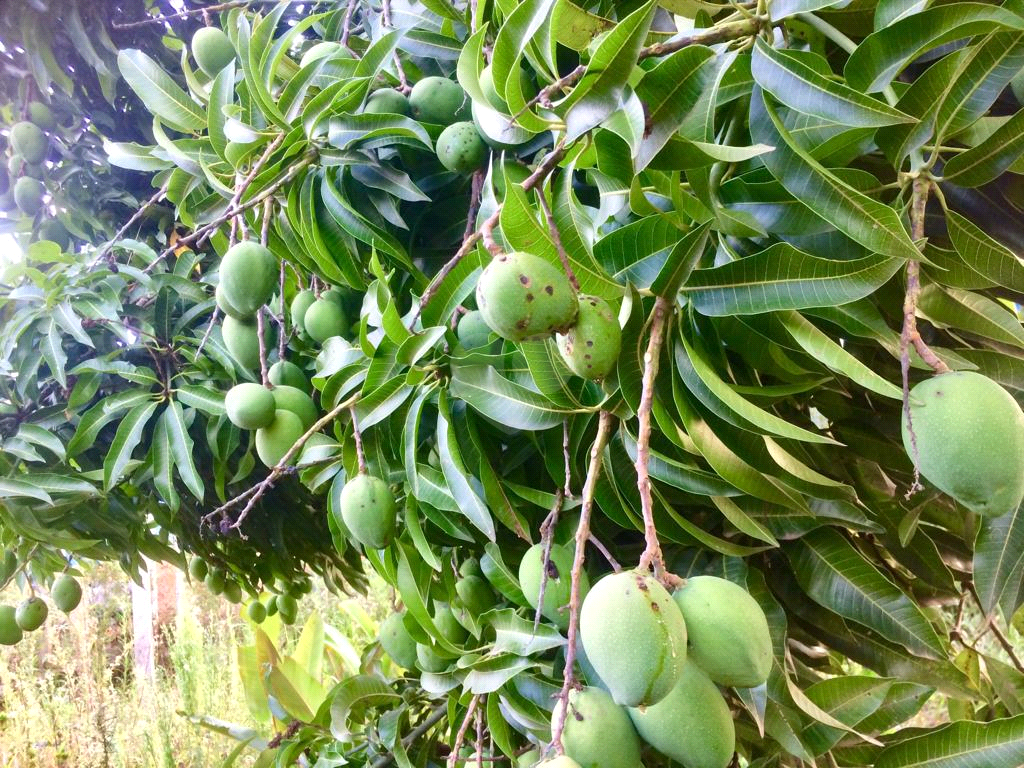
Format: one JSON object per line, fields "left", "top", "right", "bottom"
{"left": 543, "top": 571, "right": 775, "bottom": 768}
{"left": 0, "top": 560, "right": 83, "bottom": 647}
{"left": 187, "top": 556, "right": 309, "bottom": 624}
{"left": 475, "top": 252, "right": 622, "bottom": 379}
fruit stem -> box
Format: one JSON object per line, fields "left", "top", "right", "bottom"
{"left": 256, "top": 308, "right": 270, "bottom": 387}
{"left": 635, "top": 295, "right": 679, "bottom": 588}
{"left": 535, "top": 187, "right": 579, "bottom": 292}
{"left": 900, "top": 176, "right": 950, "bottom": 497}
{"left": 446, "top": 695, "right": 483, "bottom": 768}
{"left": 551, "top": 410, "right": 614, "bottom": 755}
{"left": 351, "top": 406, "right": 368, "bottom": 475}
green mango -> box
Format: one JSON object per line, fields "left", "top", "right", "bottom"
{"left": 436, "top": 121, "right": 487, "bottom": 174}
{"left": 364, "top": 89, "right": 410, "bottom": 115}
{"left": 433, "top": 602, "right": 467, "bottom": 644}
{"left": 255, "top": 409, "right": 305, "bottom": 467}
{"left": 219, "top": 241, "right": 277, "bottom": 316}
{"left": 14, "top": 177, "right": 45, "bottom": 216}
{"left": 271, "top": 385, "right": 317, "bottom": 430}
{"left": 225, "top": 383, "right": 277, "bottom": 430}
{"left": 456, "top": 310, "right": 493, "bottom": 350}
{"left": 0, "top": 605, "right": 23, "bottom": 645}
{"left": 672, "top": 575, "right": 772, "bottom": 688}
{"left": 290, "top": 289, "right": 316, "bottom": 333}
{"left": 379, "top": 611, "right": 418, "bottom": 668}
{"left": 556, "top": 687, "right": 641, "bottom": 768}
{"left": 300, "top": 41, "right": 352, "bottom": 68}
{"left": 37, "top": 219, "right": 70, "bottom": 250}
{"left": 518, "top": 542, "right": 589, "bottom": 630}
{"left": 455, "top": 575, "right": 495, "bottom": 616}
{"left": 15, "top": 596, "right": 48, "bottom": 631}
{"left": 903, "top": 371, "right": 1024, "bottom": 516}
{"left": 268, "top": 360, "right": 309, "bottom": 392}
{"left": 188, "top": 558, "right": 209, "bottom": 581}
{"left": 303, "top": 298, "right": 348, "bottom": 343}
{"left": 409, "top": 77, "right": 469, "bottom": 124}
{"left": 192, "top": 27, "right": 236, "bottom": 76}
{"left": 416, "top": 642, "right": 449, "bottom": 672}
{"left": 340, "top": 474, "right": 397, "bottom": 549}
{"left": 476, "top": 252, "right": 578, "bottom": 341}
{"left": 627, "top": 663, "right": 735, "bottom": 768}
{"left": 579, "top": 570, "right": 687, "bottom": 707}
{"left": 28, "top": 101, "right": 56, "bottom": 131}
{"left": 556, "top": 296, "right": 621, "bottom": 380}
{"left": 205, "top": 569, "right": 226, "bottom": 595}
{"left": 247, "top": 601, "right": 267, "bottom": 623}
{"left": 221, "top": 315, "right": 263, "bottom": 370}
{"left": 51, "top": 575, "right": 83, "bottom": 613}
{"left": 10, "top": 121, "right": 47, "bottom": 164}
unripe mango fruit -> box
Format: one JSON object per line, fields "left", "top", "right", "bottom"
{"left": 255, "top": 409, "right": 305, "bottom": 467}
{"left": 0, "top": 605, "right": 23, "bottom": 645}
{"left": 456, "top": 310, "right": 493, "bottom": 349}
{"left": 455, "top": 574, "right": 495, "bottom": 615}
{"left": 37, "top": 219, "right": 70, "bottom": 250}
{"left": 556, "top": 295, "right": 621, "bottom": 380}
{"left": 290, "top": 289, "right": 316, "bottom": 332}
{"left": 10, "top": 121, "right": 47, "bottom": 164}
{"left": 271, "top": 385, "right": 317, "bottom": 430}
{"left": 555, "top": 687, "right": 642, "bottom": 768}
{"left": 409, "top": 77, "right": 469, "bottom": 125}
{"left": 205, "top": 568, "right": 226, "bottom": 595}
{"left": 436, "top": 122, "right": 487, "bottom": 174}
{"left": 627, "top": 663, "right": 735, "bottom": 768}
{"left": 51, "top": 575, "right": 83, "bottom": 613}
{"left": 28, "top": 102, "right": 56, "bottom": 131}
{"left": 379, "top": 612, "right": 417, "bottom": 668}
{"left": 535, "top": 759, "right": 580, "bottom": 768}
{"left": 216, "top": 284, "right": 248, "bottom": 320}
{"left": 518, "top": 542, "right": 589, "bottom": 630}
{"left": 300, "top": 41, "right": 352, "bottom": 68}
{"left": 14, "top": 177, "right": 44, "bottom": 216}
{"left": 225, "top": 383, "right": 276, "bottom": 430}
{"left": 219, "top": 242, "right": 277, "bottom": 316}
{"left": 476, "top": 252, "right": 578, "bottom": 341}
{"left": 247, "top": 601, "right": 267, "bottom": 623}
{"left": 579, "top": 570, "right": 687, "bottom": 707}
{"left": 672, "top": 575, "right": 772, "bottom": 688}
{"left": 15, "top": 596, "right": 48, "bottom": 631}
{"left": 340, "top": 473, "right": 397, "bottom": 549}
{"left": 433, "top": 602, "right": 467, "bottom": 644}
{"left": 192, "top": 27, "right": 236, "bottom": 76}
{"left": 364, "top": 90, "right": 410, "bottom": 115}
{"left": 304, "top": 298, "right": 348, "bottom": 343}
{"left": 269, "top": 360, "right": 310, "bottom": 392}
{"left": 222, "top": 315, "right": 264, "bottom": 370}
{"left": 188, "top": 558, "right": 208, "bottom": 581}
{"left": 902, "top": 371, "right": 1024, "bottom": 516}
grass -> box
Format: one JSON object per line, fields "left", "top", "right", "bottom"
{"left": 0, "top": 563, "right": 391, "bottom": 768}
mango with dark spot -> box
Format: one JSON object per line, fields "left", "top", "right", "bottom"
{"left": 556, "top": 295, "right": 621, "bottom": 379}
{"left": 579, "top": 570, "right": 687, "bottom": 706}
{"left": 902, "top": 371, "right": 1024, "bottom": 516}
{"left": 476, "top": 251, "right": 578, "bottom": 341}
{"left": 554, "top": 687, "right": 641, "bottom": 768}
{"left": 518, "top": 542, "right": 589, "bottom": 630}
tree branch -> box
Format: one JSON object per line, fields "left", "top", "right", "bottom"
{"left": 638, "top": 16, "right": 767, "bottom": 59}
{"left": 447, "top": 695, "right": 482, "bottom": 768}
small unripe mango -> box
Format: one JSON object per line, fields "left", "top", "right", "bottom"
{"left": 188, "top": 558, "right": 209, "bottom": 581}
{"left": 247, "top": 601, "right": 267, "bottom": 623}
{"left": 416, "top": 642, "right": 449, "bottom": 672}
{"left": 219, "top": 242, "right": 277, "bottom": 316}
{"left": 672, "top": 575, "right": 772, "bottom": 688}
{"left": 0, "top": 605, "right": 23, "bottom": 645}
{"left": 555, "top": 687, "right": 641, "bottom": 768}
{"left": 221, "top": 315, "right": 263, "bottom": 370}
{"left": 10, "top": 121, "right": 47, "bottom": 164}
{"left": 556, "top": 296, "right": 621, "bottom": 380}
{"left": 579, "top": 570, "right": 687, "bottom": 707}
{"left": 255, "top": 409, "right": 305, "bottom": 467}
{"left": 436, "top": 121, "right": 487, "bottom": 174}
{"left": 455, "top": 575, "right": 495, "bottom": 615}
{"left": 15, "top": 596, "right": 48, "bottom": 631}
{"left": 409, "top": 77, "right": 469, "bottom": 125}
{"left": 433, "top": 602, "right": 467, "bottom": 644}
{"left": 518, "top": 542, "right": 588, "bottom": 630}
{"left": 456, "top": 310, "right": 493, "bottom": 350}
{"left": 14, "top": 177, "right": 44, "bottom": 216}
{"left": 476, "top": 252, "right": 578, "bottom": 341}
{"left": 271, "top": 385, "right": 317, "bottom": 430}
{"left": 225, "top": 383, "right": 276, "bottom": 430}
{"left": 290, "top": 289, "right": 316, "bottom": 332}
{"left": 268, "top": 360, "right": 310, "bottom": 392}
{"left": 364, "top": 90, "right": 409, "bottom": 115}
{"left": 193, "top": 27, "right": 236, "bottom": 76}
{"left": 340, "top": 473, "right": 397, "bottom": 549}
{"left": 379, "top": 612, "right": 417, "bottom": 668}
{"left": 627, "top": 663, "right": 735, "bottom": 768}
{"left": 304, "top": 298, "right": 348, "bottom": 343}
{"left": 51, "top": 575, "right": 83, "bottom": 613}
{"left": 902, "top": 371, "right": 1024, "bottom": 516}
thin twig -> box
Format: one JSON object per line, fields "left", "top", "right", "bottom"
{"left": 562, "top": 419, "right": 573, "bottom": 498}
{"left": 901, "top": 177, "right": 949, "bottom": 499}
{"left": 257, "top": 307, "right": 270, "bottom": 386}
{"left": 369, "top": 705, "right": 448, "bottom": 768}
{"left": 340, "top": 0, "right": 360, "bottom": 52}
{"left": 507, "top": 66, "right": 584, "bottom": 124}
{"left": 152, "top": 151, "right": 317, "bottom": 270}
{"left": 92, "top": 182, "right": 169, "bottom": 269}
{"left": 278, "top": 258, "right": 288, "bottom": 359}
{"left": 447, "top": 695, "right": 482, "bottom": 768}
{"left": 112, "top": 0, "right": 267, "bottom": 28}
{"left": 535, "top": 187, "right": 579, "bottom": 291}
{"left": 638, "top": 16, "right": 766, "bottom": 59}
{"left": 351, "top": 406, "right": 367, "bottom": 474}
{"left": 551, "top": 410, "right": 614, "bottom": 753}
{"left": 635, "top": 295, "right": 678, "bottom": 587}
{"left": 232, "top": 133, "right": 286, "bottom": 219}
{"left": 534, "top": 490, "right": 564, "bottom": 633}
{"left": 968, "top": 584, "right": 1024, "bottom": 675}
{"left": 203, "top": 392, "right": 359, "bottom": 532}
{"left": 587, "top": 534, "right": 620, "bottom": 572}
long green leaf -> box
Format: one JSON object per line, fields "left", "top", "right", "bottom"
{"left": 974, "top": 504, "right": 1024, "bottom": 618}
{"left": 117, "top": 49, "right": 206, "bottom": 133}
{"left": 787, "top": 528, "right": 947, "bottom": 659}
{"left": 449, "top": 363, "right": 571, "bottom": 431}
{"left": 164, "top": 400, "right": 205, "bottom": 501}
{"left": 103, "top": 400, "right": 160, "bottom": 491}
{"left": 750, "top": 90, "right": 920, "bottom": 261}
{"left": 875, "top": 713, "right": 1024, "bottom": 768}
{"left": 943, "top": 108, "right": 1024, "bottom": 187}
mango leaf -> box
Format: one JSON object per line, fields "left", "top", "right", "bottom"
{"left": 682, "top": 244, "right": 903, "bottom": 316}
{"left": 449, "top": 363, "right": 571, "bottom": 431}
{"left": 974, "top": 504, "right": 1024, "bottom": 619}
{"left": 102, "top": 400, "right": 160, "bottom": 491}
{"left": 875, "top": 713, "right": 1024, "bottom": 767}
{"left": 117, "top": 49, "right": 206, "bottom": 133}
{"left": 786, "top": 528, "right": 947, "bottom": 660}
{"left": 943, "top": 108, "right": 1024, "bottom": 187}
{"left": 750, "top": 89, "right": 920, "bottom": 262}
{"left": 752, "top": 41, "right": 914, "bottom": 128}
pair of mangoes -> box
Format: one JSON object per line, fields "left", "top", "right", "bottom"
{"left": 217, "top": 241, "right": 279, "bottom": 369}
{"left": 475, "top": 252, "right": 622, "bottom": 380}
{"left": 224, "top": 379, "right": 319, "bottom": 467}
{"left": 290, "top": 288, "right": 349, "bottom": 343}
